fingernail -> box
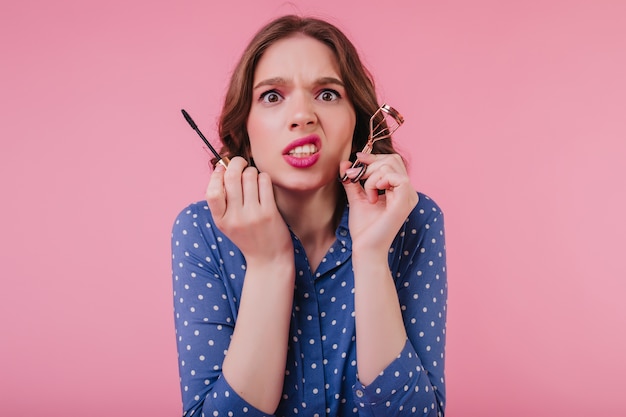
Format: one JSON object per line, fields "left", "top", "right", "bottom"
{"left": 350, "top": 165, "right": 367, "bottom": 183}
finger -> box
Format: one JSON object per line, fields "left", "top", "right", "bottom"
{"left": 362, "top": 164, "right": 396, "bottom": 203}
{"left": 354, "top": 152, "right": 378, "bottom": 165}
{"left": 343, "top": 165, "right": 366, "bottom": 183}
{"left": 357, "top": 154, "right": 407, "bottom": 193}
{"left": 371, "top": 169, "right": 419, "bottom": 213}
{"left": 355, "top": 152, "right": 407, "bottom": 177}
{"left": 339, "top": 161, "right": 367, "bottom": 203}
{"left": 347, "top": 154, "right": 380, "bottom": 184}
{"left": 339, "top": 160, "right": 355, "bottom": 181}
{"left": 206, "top": 163, "right": 227, "bottom": 218}
{"left": 222, "top": 156, "right": 248, "bottom": 206}
{"left": 257, "top": 172, "right": 277, "bottom": 210}
{"left": 241, "top": 166, "right": 260, "bottom": 207}
{"left": 341, "top": 159, "right": 369, "bottom": 183}
{"left": 372, "top": 171, "right": 404, "bottom": 192}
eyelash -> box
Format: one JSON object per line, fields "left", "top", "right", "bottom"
{"left": 258, "top": 88, "right": 342, "bottom": 103}
{"left": 259, "top": 89, "right": 283, "bottom": 103}
{"left": 317, "top": 89, "right": 341, "bottom": 101}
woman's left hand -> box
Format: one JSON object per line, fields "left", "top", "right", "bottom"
{"left": 340, "top": 152, "right": 419, "bottom": 253}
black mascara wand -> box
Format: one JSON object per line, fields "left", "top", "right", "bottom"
{"left": 181, "top": 109, "right": 230, "bottom": 167}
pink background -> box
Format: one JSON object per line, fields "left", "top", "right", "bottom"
{"left": 1, "top": 0, "right": 625, "bottom": 415}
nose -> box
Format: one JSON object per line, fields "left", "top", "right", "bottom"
{"left": 288, "top": 93, "right": 317, "bottom": 129}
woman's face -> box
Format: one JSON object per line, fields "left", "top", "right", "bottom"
{"left": 246, "top": 34, "right": 356, "bottom": 193}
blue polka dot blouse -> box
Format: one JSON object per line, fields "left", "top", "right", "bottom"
{"left": 171, "top": 192, "right": 447, "bottom": 416}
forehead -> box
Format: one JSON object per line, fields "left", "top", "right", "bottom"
{"left": 253, "top": 34, "right": 341, "bottom": 82}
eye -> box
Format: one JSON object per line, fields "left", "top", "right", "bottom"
{"left": 317, "top": 89, "right": 341, "bottom": 102}
{"left": 260, "top": 90, "right": 283, "bottom": 104}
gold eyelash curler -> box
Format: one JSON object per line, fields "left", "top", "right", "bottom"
{"left": 341, "top": 103, "right": 404, "bottom": 182}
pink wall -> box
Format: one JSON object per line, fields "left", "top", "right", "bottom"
{"left": 1, "top": 0, "right": 625, "bottom": 415}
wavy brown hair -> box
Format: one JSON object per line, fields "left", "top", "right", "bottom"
{"left": 213, "top": 15, "right": 399, "bottom": 166}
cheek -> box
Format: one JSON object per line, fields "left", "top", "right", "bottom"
{"left": 247, "top": 109, "right": 282, "bottom": 139}
{"left": 246, "top": 113, "right": 270, "bottom": 156}
{"left": 245, "top": 112, "right": 261, "bottom": 140}
{"left": 342, "top": 113, "right": 357, "bottom": 157}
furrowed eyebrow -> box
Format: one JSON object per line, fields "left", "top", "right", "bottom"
{"left": 253, "top": 77, "right": 287, "bottom": 90}
{"left": 314, "top": 77, "right": 345, "bottom": 88}
{"left": 253, "top": 76, "right": 345, "bottom": 90}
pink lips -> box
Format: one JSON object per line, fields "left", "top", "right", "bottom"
{"left": 282, "top": 135, "right": 321, "bottom": 168}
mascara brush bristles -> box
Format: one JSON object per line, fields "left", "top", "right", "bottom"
{"left": 181, "top": 109, "right": 228, "bottom": 167}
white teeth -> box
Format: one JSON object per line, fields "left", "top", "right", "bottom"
{"left": 288, "top": 144, "right": 318, "bottom": 156}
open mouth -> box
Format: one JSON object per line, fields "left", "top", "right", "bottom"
{"left": 282, "top": 135, "right": 322, "bottom": 168}
{"left": 287, "top": 144, "right": 318, "bottom": 157}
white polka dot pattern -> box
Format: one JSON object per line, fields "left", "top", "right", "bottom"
{"left": 171, "top": 192, "right": 447, "bottom": 416}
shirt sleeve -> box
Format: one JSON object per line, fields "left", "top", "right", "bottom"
{"left": 352, "top": 193, "right": 447, "bottom": 416}
{"left": 171, "top": 203, "right": 276, "bottom": 417}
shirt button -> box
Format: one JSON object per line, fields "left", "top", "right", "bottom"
{"left": 355, "top": 389, "right": 364, "bottom": 398}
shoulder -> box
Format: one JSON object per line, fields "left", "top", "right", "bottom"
{"left": 408, "top": 192, "right": 445, "bottom": 227}
{"left": 172, "top": 201, "right": 213, "bottom": 229}
{"left": 171, "top": 201, "right": 221, "bottom": 245}
{"left": 171, "top": 201, "right": 242, "bottom": 266}
{"left": 391, "top": 192, "right": 445, "bottom": 252}
{"left": 394, "top": 192, "right": 445, "bottom": 249}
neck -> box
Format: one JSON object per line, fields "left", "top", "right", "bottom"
{"left": 275, "top": 183, "right": 345, "bottom": 270}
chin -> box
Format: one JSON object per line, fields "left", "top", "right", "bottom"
{"left": 273, "top": 171, "right": 332, "bottom": 191}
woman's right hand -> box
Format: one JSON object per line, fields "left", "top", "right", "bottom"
{"left": 205, "top": 156, "right": 293, "bottom": 265}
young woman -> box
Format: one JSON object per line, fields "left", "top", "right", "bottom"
{"left": 172, "top": 15, "right": 447, "bottom": 417}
